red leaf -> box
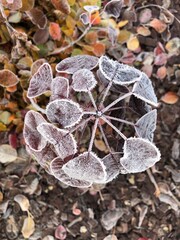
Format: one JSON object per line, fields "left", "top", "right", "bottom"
{"left": 49, "top": 22, "right": 61, "bottom": 41}
{"left": 55, "top": 225, "right": 67, "bottom": 240}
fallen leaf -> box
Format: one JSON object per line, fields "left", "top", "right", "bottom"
{"left": 49, "top": 22, "right": 61, "bottom": 41}
{"left": 139, "top": 8, "right": 152, "bottom": 23}
{"left": 0, "top": 144, "right": 17, "bottom": 164}
{"left": 0, "top": 69, "right": 19, "bottom": 87}
{"left": 14, "top": 194, "right": 30, "bottom": 211}
{"left": 6, "top": 85, "right": 17, "bottom": 92}
{"left": 20, "top": 0, "right": 35, "bottom": 11}
{"left": 101, "top": 208, "right": 124, "bottom": 230}
{"left": 90, "top": 11, "right": 101, "bottom": 25}
{"left": 26, "top": 8, "right": 47, "bottom": 29}
{"left": 137, "top": 26, "right": 151, "bottom": 36}
{"left": 118, "top": 30, "right": 131, "bottom": 43}
{"left": 103, "top": 235, "right": 118, "bottom": 240}
{"left": 94, "top": 139, "right": 107, "bottom": 151}
{"left": 161, "top": 91, "right": 179, "bottom": 104}
{"left": 92, "top": 42, "right": 106, "bottom": 56}
{"left": 51, "top": 0, "right": 70, "bottom": 14}
{"left": 127, "top": 36, "right": 140, "bottom": 51}
{"left": 55, "top": 225, "right": 67, "bottom": 240}
{"left": 117, "top": 20, "right": 128, "bottom": 28}
{"left": 154, "top": 53, "right": 167, "bottom": 65}
{"left": 157, "top": 66, "right": 167, "bottom": 79}
{"left": 21, "top": 215, "right": 35, "bottom": 238}
{"left": 165, "top": 37, "right": 180, "bottom": 54}
{"left": 149, "top": 18, "right": 167, "bottom": 33}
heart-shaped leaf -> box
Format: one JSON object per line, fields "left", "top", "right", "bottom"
{"left": 23, "top": 110, "right": 47, "bottom": 151}
{"left": 56, "top": 55, "right": 99, "bottom": 74}
{"left": 27, "top": 63, "right": 53, "bottom": 98}
{"left": 46, "top": 99, "right": 83, "bottom": 128}
{"left": 102, "top": 153, "right": 128, "bottom": 183}
{"left": 104, "top": 0, "right": 124, "bottom": 18}
{"left": 99, "top": 56, "right": 142, "bottom": 85}
{"left": 120, "top": 137, "right": 161, "bottom": 173}
{"left": 79, "top": 12, "right": 90, "bottom": 25}
{"left": 135, "top": 110, "right": 157, "bottom": 141}
{"left": 72, "top": 69, "right": 97, "bottom": 92}
{"left": 37, "top": 123, "right": 77, "bottom": 159}
{"left": 0, "top": 69, "right": 19, "bottom": 87}
{"left": 50, "top": 157, "right": 92, "bottom": 188}
{"left": 132, "top": 73, "right": 158, "bottom": 106}
{"left": 62, "top": 152, "right": 106, "bottom": 183}
{"left": 50, "top": 77, "right": 69, "bottom": 101}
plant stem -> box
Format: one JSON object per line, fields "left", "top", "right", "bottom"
{"left": 88, "top": 90, "right": 98, "bottom": 110}
{"left": 88, "top": 118, "right": 99, "bottom": 152}
{"left": 83, "top": 111, "right": 97, "bottom": 115}
{"left": 30, "top": 98, "right": 46, "bottom": 114}
{"left": 105, "top": 115, "right": 135, "bottom": 126}
{"left": 98, "top": 123, "right": 112, "bottom": 153}
{"left": 69, "top": 117, "right": 91, "bottom": 134}
{"left": 101, "top": 116, "right": 127, "bottom": 140}
{"left": 99, "top": 81, "right": 113, "bottom": 107}
{"left": 102, "top": 92, "right": 132, "bottom": 113}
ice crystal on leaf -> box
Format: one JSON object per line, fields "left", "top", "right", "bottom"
{"left": 24, "top": 55, "right": 160, "bottom": 188}
{"left": 72, "top": 69, "right": 97, "bottom": 92}
{"left": 27, "top": 63, "right": 53, "bottom": 98}
{"left": 56, "top": 55, "right": 99, "bottom": 74}
{"left": 120, "top": 138, "right": 161, "bottom": 173}
{"left": 104, "top": 0, "right": 124, "bottom": 18}
{"left": 46, "top": 99, "right": 83, "bottom": 128}
{"left": 23, "top": 110, "right": 47, "bottom": 152}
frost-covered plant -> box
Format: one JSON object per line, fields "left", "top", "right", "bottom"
{"left": 24, "top": 55, "right": 161, "bottom": 188}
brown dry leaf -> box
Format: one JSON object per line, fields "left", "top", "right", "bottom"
{"left": 20, "top": 0, "right": 35, "bottom": 11}
{"left": 137, "top": 26, "right": 151, "bottom": 36}
{"left": 33, "top": 28, "right": 49, "bottom": 44}
{"left": 139, "top": 8, "right": 152, "bottom": 23}
{"left": 0, "top": 69, "right": 19, "bottom": 87}
{"left": 6, "top": 85, "right": 17, "bottom": 92}
{"left": 165, "top": 37, "right": 180, "bottom": 54}
{"left": 117, "top": 20, "right": 128, "bottom": 28}
{"left": 21, "top": 215, "right": 35, "bottom": 238}
{"left": 127, "top": 36, "right": 140, "bottom": 51}
{"left": 51, "top": 0, "right": 70, "bottom": 14}
{"left": 0, "top": 144, "right": 17, "bottom": 163}
{"left": 149, "top": 18, "right": 167, "bottom": 33}
{"left": 161, "top": 91, "right": 179, "bottom": 104}
{"left": 85, "top": 31, "right": 98, "bottom": 44}
{"left": 92, "top": 42, "right": 106, "bottom": 57}
{"left": 0, "top": 191, "right": 3, "bottom": 203}
{"left": 94, "top": 139, "right": 107, "bottom": 152}
{"left": 157, "top": 66, "right": 167, "bottom": 79}
{"left": 14, "top": 194, "right": 30, "bottom": 211}
{"left": 26, "top": 8, "right": 47, "bottom": 29}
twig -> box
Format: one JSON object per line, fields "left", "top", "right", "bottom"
{"left": 102, "top": 92, "right": 132, "bottom": 113}
{"left": 146, "top": 168, "right": 160, "bottom": 197}
{"left": 88, "top": 118, "right": 99, "bottom": 152}
{"left": 98, "top": 123, "right": 112, "bottom": 153}
{"left": 101, "top": 116, "right": 127, "bottom": 140}
{"left": 30, "top": 98, "right": 46, "bottom": 114}
{"left": 105, "top": 115, "right": 135, "bottom": 126}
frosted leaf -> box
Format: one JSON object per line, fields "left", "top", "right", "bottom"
{"left": 120, "top": 137, "right": 161, "bottom": 173}
{"left": 102, "top": 153, "right": 128, "bottom": 183}
{"left": 50, "top": 77, "right": 69, "bottom": 101}
{"left": 72, "top": 69, "right": 97, "bottom": 92}
{"left": 101, "top": 208, "right": 124, "bottom": 231}
{"left": 56, "top": 55, "right": 99, "bottom": 74}
{"left": 27, "top": 63, "right": 53, "bottom": 98}
{"left": 99, "top": 56, "right": 142, "bottom": 85}
{"left": 37, "top": 123, "right": 77, "bottom": 159}
{"left": 135, "top": 109, "right": 157, "bottom": 142}
{"left": 97, "top": 69, "right": 129, "bottom": 93}
{"left": 62, "top": 152, "right": 106, "bottom": 183}
{"left": 84, "top": 5, "right": 99, "bottom": 13}
{"left": 50, "top": 157, "right": 92, "bottom": 188}
{"left": 26, "top": 144, "right": 56, "bottom": 174}
{"left": 23, "top": 110, "right": 47, "bottom": 151}
{"left": 79, "top": 12, "right": 90, "bottom": 25}
{"left": 132, "top": 73, "right": 158, "bottom": 107}
{"left": 104, "top": 0, "right": 124, "bottom": 18}
{"left": 46, "top": 99, "right": 83, "bottom": 128}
